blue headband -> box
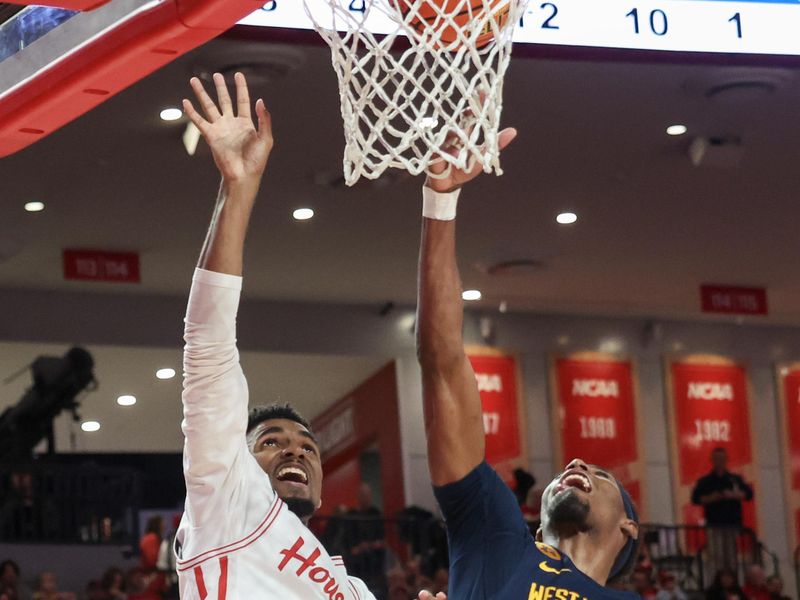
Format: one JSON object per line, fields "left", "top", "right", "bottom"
{"left": 608, "top": 481, "right": 639, "bottom": 582}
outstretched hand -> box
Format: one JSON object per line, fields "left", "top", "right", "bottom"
{"left": 424, "top": 126, "right": 517, "bottom": 193}
{"left": 183, "top": 72, "right": 273, "bottom": 183}
{"left": 418, "top": 591, "right": 447, "bottom": 600}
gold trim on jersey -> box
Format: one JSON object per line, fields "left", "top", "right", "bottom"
{"left": 535, "top": 542, "right": 562, "bottom": 561}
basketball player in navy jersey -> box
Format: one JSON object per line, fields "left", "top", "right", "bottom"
{"left": 415, "top": 131, "right": 641, "bottom": 599}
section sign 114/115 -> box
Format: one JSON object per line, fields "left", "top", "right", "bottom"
{"left": 239, "top": 0, "right": 800, "bottom": 57}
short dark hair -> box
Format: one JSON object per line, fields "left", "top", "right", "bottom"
{"left": 0, "top": 560, "right": 19, "bottom": 577}
{"left": 247, "top": 403, "right": 311, "bottom": 435}
{"left": 145, "top": 515, "right": 163, "bottom": 536}
{"left": 607, "top": 482, "right": 641, "bottom": 585}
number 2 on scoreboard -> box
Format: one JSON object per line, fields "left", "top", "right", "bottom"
{"left": 518, "top": 3, "right": 559, "bottom": 29}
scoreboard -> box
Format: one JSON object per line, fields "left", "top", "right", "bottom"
{"left": 239, "top": 0, "right": 800, "bottom": 57}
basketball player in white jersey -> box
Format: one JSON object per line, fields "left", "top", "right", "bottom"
{"left": 175, "top": 72, "right": 377, "bottom": 600}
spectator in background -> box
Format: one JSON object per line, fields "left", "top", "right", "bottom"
{"left": 1, "top": 560, "right": 31, "bottom": 600}
{"left": 631, "top": 568, "right": 658, "bottom": 600}
{"left": 395, "top": 505, "right": 449, "bottom": 575}
{"left": 347, "top": 484, "right": 386, "bottom": 592}
{"left": 139, "top": 517, "right": 163, "bottom": 573}
{"left": 636, "top": 546, "right": 655, "bottom": 578}
{"left": 691, "top": 448, "right": 753, "bottom": 574}
{"left": 31, "top": 572, "right": 74, "bottom": 600}
{"left": 520, "top": 486, "right": 543, "bottom": 532}
{"left": 655, "top": 571, "right": 687, "bottom": 600}
{"left": 433, "top": 568, "right": 448, "bottom": 595}
{"left": 124, "top": 569, "right": 162, "bottom": 600}
{"left": 0, "top": 472, "right": 35, "bottom": 540}
{"left": 156, "top": 516, "right": 180, "bottom": 600}
{"left": 386, "top": 568, "right": 409, "bottom": 600}
{"left": 706, "top": 568, "right": 746, "bottom": 600}
{"left": 320, "top": 505, "right": 351, "bottom": 560}
{"left": 511, "top": 468, "right": 536, "bottom": 506}
{"left": 85, "top": 581, "right": 104, "bottom": 600}
{"left": 765, "top": 575, "right": 789, "bottom": 600}
{"left": 742, "top": 565, "right": 769, "bottom": 600}
{"left": 99, "top": 568, "right": 127, "bottom": 600}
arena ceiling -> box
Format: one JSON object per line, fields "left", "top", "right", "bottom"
{"left": 2, "top": 34, "right": 800, "bottom": 323}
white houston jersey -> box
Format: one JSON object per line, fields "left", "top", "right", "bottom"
{"left": 176, "top": 268, "right": 375, "bottom": 600}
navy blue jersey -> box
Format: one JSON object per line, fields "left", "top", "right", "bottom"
{"left": 434, "top": 461, "right": 641, "bottom": 600}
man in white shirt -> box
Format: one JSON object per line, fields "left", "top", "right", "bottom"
{"left": 175, "top": 72, "right": 376, "bottom": 600}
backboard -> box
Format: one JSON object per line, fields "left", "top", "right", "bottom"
{"left": 0, "top": 0, "right": 263, "bottom": 157}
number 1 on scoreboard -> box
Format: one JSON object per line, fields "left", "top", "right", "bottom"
{"left": 729, "top": 12, "right": 742, "bottom": 38}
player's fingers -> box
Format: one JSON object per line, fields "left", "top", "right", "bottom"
{"left": 417, "top": 591, "right": 432, "bottom": 600}
{"left": 497, "top": 126, "right": 518, "bottom": 151}
{"left": 255, "top": 99, "right": 273, "bottom": 141}
{"left": 182, "top": 99, "right": 210, "bottom": 135}
{"left": 438, "top": 131, "right": 465, "bottom": 160}
{"left": 213, "top": 72, "right": 234, "bottom": 116}
{"left": 436, "top": 594, "right": 447, "bottom": 600}
{"left": 458, "top": 159, "right": 484, "bottom": 184}
{"left": 234, "top": 72, "right": 251, "bottom": 120}
{"left": 189, "top": 77, "right": 222, "bottom": 122}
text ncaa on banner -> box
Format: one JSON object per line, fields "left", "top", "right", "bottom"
{"left": 667, "top": 357, "right": 758, "bottom": 532}
{"left": 467, "top": 349, "right": 527, "bottom": 482}
{"left": 777, "top": 364, "right": 800, "bottom": 558}
{"left": 551, "top": 354, "right": 644, "bottom": 512}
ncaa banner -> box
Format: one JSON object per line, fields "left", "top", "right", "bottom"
{"left": 550, "top": 353, "right": 644, "bottom": 513}
{"left": 776, "top": 364, "right": 800, "bottom": 557}
{"left": 467, "top": 347, "right": 528, "bottom": 482}
{"left": 666, "top": 356, "right": 759, "bottom": 532}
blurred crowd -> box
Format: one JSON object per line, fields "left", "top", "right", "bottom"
{"left": 0, "top": 468, "right": 794, "bottom": 600}
{"left": 617, "top": 550, "right": 792, "bottom": 600}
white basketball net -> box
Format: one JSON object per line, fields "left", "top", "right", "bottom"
{"left": 303, "top": 0, "right": 526, "bottom": 185}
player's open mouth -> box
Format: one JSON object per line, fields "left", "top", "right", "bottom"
{"left": 555, "top": 470, "right": 592, "bottom": 494}
{"left": 276, "top": 464, "right": 309, "bottom": 486}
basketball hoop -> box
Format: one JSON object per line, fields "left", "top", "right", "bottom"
{"left": 302, "top": 0, "right": 526, "bottom": 185}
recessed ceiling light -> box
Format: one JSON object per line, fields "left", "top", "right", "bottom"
{"left": 398, "top": 313, "right": 416, "bottom": 332}
{"left": 81, "top": 421, "right": 100, "bottom": 432}
{"left": 666, "top": 124, "right": 687, "bottom": 136}
{"left": 556, "top": 212, "right": 577, "bottom": 225}
{"left": 117, "top": 395, "right": 137, "bottom": 406}
{"left": 462, "top": 289, "right": 482, "bottom": 301}
{"left": 24, "top": 201, "right": 44, "bottom": 212}
{"left": 293, "top": 208, "right": 314, "bottom": 221}
{"left": 160, "top": 107, "right": 183, "bottom": 121}
{"left": 599, "top": 338, "right": 624, "bottom": 354}
{"left": 156, "top": 368, "right": 176, "bottom": 380}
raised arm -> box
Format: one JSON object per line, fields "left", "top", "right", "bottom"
{"left": 180, "top": 73, "right": 273, "bottom": 525}
{"left": 416, "top": 128, "right": 516, "bottom": 487}
{"left": 186, "top": 72, "right": 273, "bottom": 275}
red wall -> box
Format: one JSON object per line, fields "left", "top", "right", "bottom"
{"left": 313, "top": 362, "right": 405, "bottom": 517}
{"left": 320, "top": 455, "right": 362, "bottom": 513}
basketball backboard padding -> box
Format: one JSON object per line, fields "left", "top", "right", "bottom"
{"left": 2, "top": 0, "right": 111, "bottom": 11}
{"left": 0, "top": 0, "right": 264, "bottom": 157}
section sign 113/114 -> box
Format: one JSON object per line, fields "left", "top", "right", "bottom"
{"left": 239, "top": 0, "right": 800, "bottom": 57}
